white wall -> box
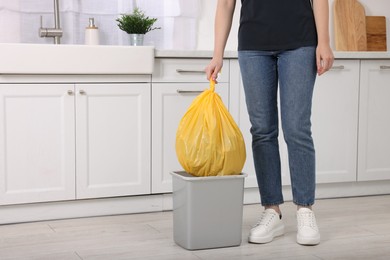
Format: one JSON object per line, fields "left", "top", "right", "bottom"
{"left": 196, "top": 0, "right": 240, "bottom": 51}
{"left": 196, "top": 0, "right": 390, "bottom": 51}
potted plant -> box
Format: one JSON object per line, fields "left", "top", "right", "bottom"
{"left": 116, "top": 7, "right": 160, "bottom": 46}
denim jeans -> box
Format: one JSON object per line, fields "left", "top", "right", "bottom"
{"left": 238, "top": 46, "right": 317, "bottom": 206}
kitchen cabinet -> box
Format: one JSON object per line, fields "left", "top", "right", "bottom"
{"left": 358, "top": 60, "right": 390, "bottom": 181}
{"left": 151, "top": 58, "right": 229, "bottom": 193}
{"left": 230, "top": 59, "right": 360, "bottom": 187}
{"left": 312, "top": 60, "right": 360, "bottom": 183}
{"left": 0, "top": 82, "right": 151, "bottom": 205}
{"left": 0, "top": 84, "right": 76, "bottom": 205}
{"left": 75, "top": 84, "right": 151, "bottom": 199}
{"left": 1, "top": 53, "right": 390, "bottom": 224}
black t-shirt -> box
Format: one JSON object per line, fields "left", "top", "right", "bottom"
{"left": 238, "top": 0, "right": 318, "bottom": 51}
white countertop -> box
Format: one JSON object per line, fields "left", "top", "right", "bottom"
{"left": 155, "top": 50, "right": 236, "bottom": 58}
{"left": 155, "top": 49, "right": 390, "bottom": 59}
{"left": 334, "top": 51, "right": 390, "bottom": 59}
{"left": 1, "top": 44, "right": 389, "bottom": 76}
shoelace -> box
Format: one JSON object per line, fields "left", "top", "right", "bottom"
{"left": 254, "top": 211, "right": 277, "bottom": 228}
{"left": 297, "top": 212, "right": 318, "bottom": 229}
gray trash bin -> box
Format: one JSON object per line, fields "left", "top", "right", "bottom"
{"left": 171, "top": 171, "right": 247, "bottom": 250}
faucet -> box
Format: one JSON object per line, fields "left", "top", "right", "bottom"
{"left": 39, "top": 0, "right": 63, "bottom": 44}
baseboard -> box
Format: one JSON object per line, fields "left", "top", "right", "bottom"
{"left": 1, "top": 180, "right": 390, "bottom": 224}
{"left": 243, "top": 180, "right": 390, "bottom": 204}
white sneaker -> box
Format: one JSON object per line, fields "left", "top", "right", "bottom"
{"left": 248, "top": 208, "right": 285, "bottom": 244}
{"left": 296, "top": 208, "right": 320, "bottom": 245}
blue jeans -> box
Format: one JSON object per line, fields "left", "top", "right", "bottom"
{"left": 238, "top": 46, "right": 317, "bottom": 206}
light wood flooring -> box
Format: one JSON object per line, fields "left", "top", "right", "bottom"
{"left": 1, "top": 195, "right": 390, "bottom": 260}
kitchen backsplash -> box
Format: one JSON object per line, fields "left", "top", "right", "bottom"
{"left": 0, "top": 0, "right": 200, "bottom": 50}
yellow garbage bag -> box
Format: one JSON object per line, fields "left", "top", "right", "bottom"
{"left": 175, "top": 80, "right": 246, "bottom": 177}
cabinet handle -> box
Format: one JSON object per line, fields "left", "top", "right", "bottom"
{"left": 67, "top": 90, "right": 73, "bottom": 95}
{"left": 380, "top": 65, "right": 390, "bottom": 70}
{"left": 176, "top": 69, "right": 205, "bottom": 74}
{"left": 79, "top": 90, "right": 86, "bottom": 95}
{"left": 330, "top": 65, "right": 345, "bottom": 70}
{"left": 177, "top": 90, "right": 204, "bottom": 94}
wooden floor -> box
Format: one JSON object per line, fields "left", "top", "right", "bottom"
{"left": 1, "top": 195, "right": 390, "bottom": 260}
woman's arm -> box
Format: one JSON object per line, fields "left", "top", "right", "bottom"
{"left": 205, "top": 0, "right": 236, "bottom": 81}
{"left": 313, "top": 0, "right": 334, "bottom": 76}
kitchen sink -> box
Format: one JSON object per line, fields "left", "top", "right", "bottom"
{"left": 0, "top": 43, "right": 154, "bottom": 75}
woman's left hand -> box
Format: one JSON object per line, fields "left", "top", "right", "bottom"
{"left": 316, "top": 44, "right": 334, "bottom": 76}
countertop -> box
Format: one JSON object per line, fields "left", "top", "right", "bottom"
{"left": 1, "top": 43, "right": 389, "bottom": 76}
{"left": 155, "top": 50, "right": 390, "bottom": 59}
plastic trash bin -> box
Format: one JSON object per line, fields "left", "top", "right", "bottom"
{"left": 171, "top": 171, "right": 247, "bottom": 250}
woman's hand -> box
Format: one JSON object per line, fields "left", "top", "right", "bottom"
{"left": 205, "top": 57, "right": 223, "bottom": 82}
{"left": 316, "top": 43, "right": 334, "bottom": 76}
{"left": 312, "top": 0, "right": 334, "bottom": 76}
{"left": 205, "top": 0, "right": 236, "bottom": 82}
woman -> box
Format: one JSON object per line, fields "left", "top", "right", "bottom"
{"left": 205, "top": 0, "right": 334, "bottom": 246}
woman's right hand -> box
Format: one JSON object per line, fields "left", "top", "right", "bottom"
{"left": 205, "top": 0, "right": 236, "bottom": 82}
{"left": 205, "top": 57, "right": 223, "bottom": 82}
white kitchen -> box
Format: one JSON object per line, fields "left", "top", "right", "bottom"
{"left": 0, "top": 0, "right": 390, "bottom": 259}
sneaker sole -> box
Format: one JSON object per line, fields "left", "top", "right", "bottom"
{"left": 248, "top": 225, "right": 285, "bottom": 244}
{"left": 296, "top": 234, "right": 320, "bottom": 246}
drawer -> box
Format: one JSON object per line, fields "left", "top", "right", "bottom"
{"left": 152, "top": 58, "right": 229, "bottom": 83}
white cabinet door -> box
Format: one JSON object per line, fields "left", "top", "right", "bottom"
{"left": 358, "top": 60, "right": 390, "bottom": 181}
{"left": 75, "top": 84, "right": 151, "bottom": 199}
{"left": 152, "top": 83, "right": 229, "bottom": 193}
{"left": 0, "top": 84, "right": 75, "bottom": 205}
{"left": 312, "top": 60, "right": 360, "bottom": 183}
{"left": 153, "top": 58, "right": 229, "bottom": 83}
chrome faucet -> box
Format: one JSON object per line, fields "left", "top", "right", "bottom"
{"left": 39, "top": 0, "right": 63, "bottom": 44}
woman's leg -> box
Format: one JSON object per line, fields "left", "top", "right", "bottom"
{"left": 239, "top": 50, "right": 285, "bottom": 244}
{"left": 278, "top": 46, "right": 321, "bottom": 245}
{"left": 238, "top": 50, "right": 284, "bottom": 207}
{"left": 278, "top": 46, "right": 317, "bottom": 207}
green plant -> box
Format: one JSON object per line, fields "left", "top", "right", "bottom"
{"left": 116, "top": 8, "right": 160, "bottom": 34}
